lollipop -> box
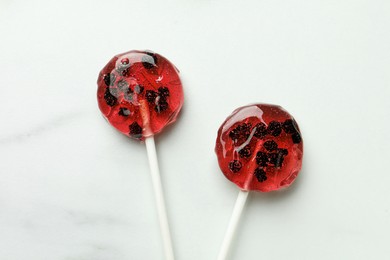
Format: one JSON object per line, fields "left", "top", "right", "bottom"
{"left": 97, "top": 50, "right": 183, "bottom": 260}
{"left": 215, "top": 103, "right": 303, "bottom": 260}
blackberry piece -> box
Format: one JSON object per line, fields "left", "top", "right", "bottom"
{"left": 238, "top": 145, "right": 251, "bottom": 158}
{"left": 155, "top": 98, "right": 169, "bottom": 113}
{"left": 145, "top": 90, "right": 158, "bottom": 104}
{"left": 134, "top": 85, "right": 144, "bottom": 94}
{"left": 278, "top": 148, "right": 288, "bottom": 156}
{"left": 229, "top": 128, "right": 240, "bottom": 142}
{"left": 239, "top": 123, "right": 252, "bottom": 138}
{"left": 118, "top": 107, "right": 130, "bottom": 116}
{"left": 254, "top": 168, "right": 267, "bottom": 182}
{"left": 103, "top": 73, "right": 116, "bottom": 87}
{"left": 129, "top": 122, "right": 143, "bottom": 139}
{"left": 104, "top": 88, "right": 117, "bottom": 107}
{"left": 263, "top": 140, "right": 278, "bottom": 151}
{"left": 229, "top": 160, "right": 242, "bottom": 173}
{"left": 158, "top": 86, "right": 170, "bottom": 98}
{"left": 103, "top": 74, "right": 110, "bottom": 86}
{"left": 256, "top": 151, "right": 269, "bottom": 167}
{"left": 268, "top": 153, "right": 277, "bottom": 166}
{"left": 268, "top": 121, "right": 282, "bottom": 137}
{"left": 282, "top": 119, "right": 298, "bottom": 134}
{"left": 291, "top": 132, "right": 302, "bottom": 144}
{"left": 268, "top": 152, "right": 285, "bottom": 168}
{"left": 229, "top": 123, "right": 252, "bottom": 144}
{"left": 254, "top": 122, "right": 267, "bottom": 139}
{"left": 142, "top": 53, "right": 157, "bottom": 69}
{"left": 241, "top": 123, "right": 252, "bottom": 133}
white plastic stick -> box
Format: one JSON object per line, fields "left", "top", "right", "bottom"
{"left": 145, "top": 136, "right": 174, "bottom": 260}
{"left": 217, "top": 190, "right": 249, "bottom": 260}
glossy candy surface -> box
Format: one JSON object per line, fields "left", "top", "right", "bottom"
{"left": 215, "top": 104, "right": 303, "bottom": 192}
{"left": 97, "top": 50, "right": 183, "bottom": 140}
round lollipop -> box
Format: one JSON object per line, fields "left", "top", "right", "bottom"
{"left": 215, "top": 103, "right": 303, "bottom": 260}
{"left": 97, "top": 50, "right": 183, "bottom": 260}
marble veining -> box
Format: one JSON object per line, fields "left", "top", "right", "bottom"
{"left": 0, "top": 111, "right": 86, "bottom": 146}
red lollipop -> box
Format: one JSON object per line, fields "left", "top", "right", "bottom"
{"left": 215, "top": 104, "right": 303, "bottom": 259}
{"left": 97, "top": 50, "right": 183, "bottom": 140}
{"left": 97, "top": 50, "right": 183, "bottom": 260}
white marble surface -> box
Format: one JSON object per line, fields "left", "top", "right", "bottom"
{"left": 1, "top": 0, "right": 390, "bottom": 259}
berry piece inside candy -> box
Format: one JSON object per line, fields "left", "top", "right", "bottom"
{"left": 229, "top": 160, "right": 242, "bottom": 173}
{"left": 129, "top": 122, "right": 143, "bottom": 139}
{"left": 254, "top": 122, "right": 267, "bottom": 139}
{"left": 263, "top": 140, "right": 278, "bottom": 151}
{"left": 215, "top": 104, "right": 303, "bottom": 192}
{"left": 267, "top": 121, "right": 282, "bottom": 136}
{"left": 254, "top": 168, "right": 267, "bottom": 182}
{"left": 97, "top": 50, "right": 184, "bottom": 140}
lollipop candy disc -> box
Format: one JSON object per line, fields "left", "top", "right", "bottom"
{"left": 97, "top": 50, "right": 184, "bottom": 140}
{"left": 215, "top": 104, "right": 303, "bottom": 192}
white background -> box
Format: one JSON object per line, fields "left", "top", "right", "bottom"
{"left": 0, "top": 0, "right": 389, "bottom": 259}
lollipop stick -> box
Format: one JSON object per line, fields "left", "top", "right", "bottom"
{"left": 145, "top": 136, "right": 174, "bottom": 260}
{"left": 139, "top": 98, "right": 174, "bottom": 260}
{"left": 217, "top": 190, "right": 249, "bottom": 260}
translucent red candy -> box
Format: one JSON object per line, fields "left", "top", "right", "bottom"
{"left": 97, "top": 50, "right": 184, "bottom": 140}
{"left": 215, "top": 104, "right": 303, "bottom": 192}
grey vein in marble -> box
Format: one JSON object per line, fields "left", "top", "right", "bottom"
{"left": 0, "top": 111, "right": 86, "bottom": 146}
